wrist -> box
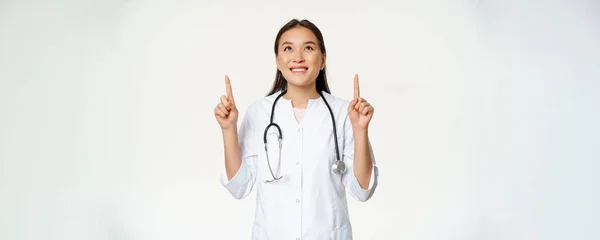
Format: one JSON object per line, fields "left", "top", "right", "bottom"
{"left": 352, "top": 127, "right": 368, "bottom": 136}
{"left": 222, "top": 126, "right": 238, "bottom": 134}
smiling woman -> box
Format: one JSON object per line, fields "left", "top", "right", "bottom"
{"left": 213, "top": 19, "right": 380, "bottom": 240}
{"left": 269, "top": 19, "right": 328, "bottom": 105}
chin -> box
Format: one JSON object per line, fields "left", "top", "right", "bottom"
{"left": 283, "top": 72, "right": 318, "bottom": 88}
{"left": 285, "top": 78, "right": 315, "bottom": 88}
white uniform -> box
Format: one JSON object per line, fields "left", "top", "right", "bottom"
{"left": 220, "top": 90, "right": 379, "bottom": 240}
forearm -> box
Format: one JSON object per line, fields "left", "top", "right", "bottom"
{"left": 352, "top": 128, "right": 373, "bottom": 189}
{"left": 222, "top": 127, "right": 242, "bottom": 181}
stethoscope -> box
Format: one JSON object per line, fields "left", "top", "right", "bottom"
{"left": 263, "top": 90, "right": 345, "bottom": 183}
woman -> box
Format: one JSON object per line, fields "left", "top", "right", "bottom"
{"left": 214, "top": 19, "right": 379, "bottom": 240}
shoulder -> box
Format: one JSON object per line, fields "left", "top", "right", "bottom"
{"left": 242, "top": 91, "right": 281, "bottom": 122}
{"left": 246, "top": 91, "right": 280, "bottom": 112}
{"left": 320, "top": 91, "right": 353, "bottom": 127}
{"left": 320, "top": 91, "right": 351, "bottom": 110}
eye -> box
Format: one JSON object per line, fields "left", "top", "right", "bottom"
{"left": 304, "top": 46, "right": 314, "bottom": 51}
{"left": 283, "top": 46, "right": 292, "bottom": 51}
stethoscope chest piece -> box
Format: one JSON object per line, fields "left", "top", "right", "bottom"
{"left": 331, "top": 160, "right": 346, "bottom": 174}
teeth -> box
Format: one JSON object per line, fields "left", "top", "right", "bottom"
{"left": 292, "top": 68, "right": 306, "bottom": 72}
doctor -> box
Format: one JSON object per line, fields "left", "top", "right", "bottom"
{"left": 214, "top": 19, "right": 379, "bottom": 240}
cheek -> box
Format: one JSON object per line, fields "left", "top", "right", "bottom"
{"left": 307, "top": 56, "right": 321, "bottom": 66}
{"left": 276, "top": 57, "right": 288, "bottom": 69}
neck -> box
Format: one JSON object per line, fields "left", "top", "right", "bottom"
{"left": 283, "top": 84, "right": 320, "bottom": 109}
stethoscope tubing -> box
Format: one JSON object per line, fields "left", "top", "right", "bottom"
{"left": 262, "top": 90, "right": 344, "bottom": 182}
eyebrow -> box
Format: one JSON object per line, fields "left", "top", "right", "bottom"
{"left": 281, "top": 41, "right": 318, "bottom": 46}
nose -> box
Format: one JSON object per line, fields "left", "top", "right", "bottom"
{"left": 292, "top": 51, "right": 304, "bottom": 63}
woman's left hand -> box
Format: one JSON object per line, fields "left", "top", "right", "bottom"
{"left": 348, "top": 74, "right": 374, "bottom": 131}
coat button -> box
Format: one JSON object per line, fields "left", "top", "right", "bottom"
{"left": 296, "top": 199, "right": 300, "bottom": 202}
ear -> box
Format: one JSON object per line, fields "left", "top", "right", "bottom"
{"left": 275, "top": 55, "right": 282, "bottom": 71}
{"left": 321, "top": 53, "right": 327, "bottom": 70}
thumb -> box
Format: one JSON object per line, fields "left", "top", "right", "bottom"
{"left": 348, "top": 98, "right": 358, "bottom": 112}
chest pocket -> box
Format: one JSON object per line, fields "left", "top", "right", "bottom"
{"left": 314, "top": 118, "right": 344, "bottom": 171}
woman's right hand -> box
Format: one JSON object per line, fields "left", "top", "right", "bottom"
{"left": 214, "top": 75, "right": 238, "bottom": 130}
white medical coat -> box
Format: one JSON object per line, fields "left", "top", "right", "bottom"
{"left": 220, "top": 90, "right": 379, "bottom": 240}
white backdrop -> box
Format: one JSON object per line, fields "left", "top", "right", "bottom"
{"left": 1, "top": 0, "right": 599, "bottom": 239}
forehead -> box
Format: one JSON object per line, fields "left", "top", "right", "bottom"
{"left": 279, "top": 26, "right": 319, "bottom": 44}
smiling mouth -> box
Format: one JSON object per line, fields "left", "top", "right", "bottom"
{"left": 290, "top": 67, "right": 308, "bottom": 73}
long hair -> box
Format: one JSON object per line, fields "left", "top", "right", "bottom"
{"left": 267, "top": 19, "right": 330, "bottom": 96}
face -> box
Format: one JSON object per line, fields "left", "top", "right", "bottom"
{"left": 276, "top": 26, "right": 326, "bottom": 88}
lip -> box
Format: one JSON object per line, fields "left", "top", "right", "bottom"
{"left": 290, "top": 66, "right": 308, "bottom": 74}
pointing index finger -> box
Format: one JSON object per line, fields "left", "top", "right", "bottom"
{"left": 225, "top": 75, "right": 234, "bottom": 100}
{"left": 354, "top": 74, "right": 360, "bottom": 98}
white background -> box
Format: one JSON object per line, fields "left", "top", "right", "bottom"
{"left": 1, "top": 0, "right": 599, "bottom": 239}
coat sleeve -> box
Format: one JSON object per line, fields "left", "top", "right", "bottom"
{"left": 219, "top": 107, "right": 259, "bottom": 199}
{"left": 340, "top": 112, "right": 380, "bottom": 202}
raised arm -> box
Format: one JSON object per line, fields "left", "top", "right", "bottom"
{"left": 343, "top": 74, "right": 379, "bottom": 202}
{"left": 214, "top": 76, "right": 257, "bottom": 199}
{"left": 214, "top": 75, "right": 242, "bottom": 180}
{"left": 348, "top": 74, "right": 375, "bottom": 188}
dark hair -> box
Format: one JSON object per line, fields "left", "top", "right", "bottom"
{"left": 267, "top": 19, "right": 330, "bottom": 96}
